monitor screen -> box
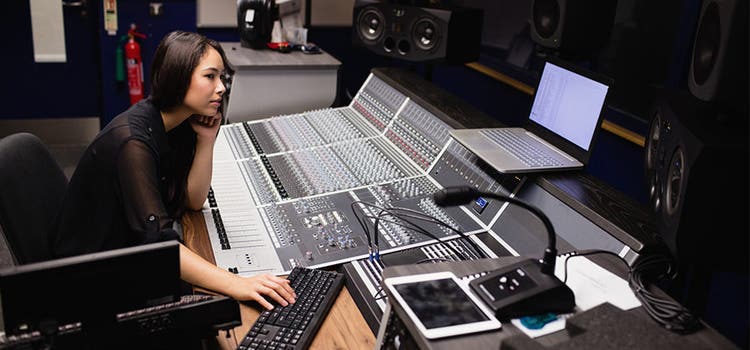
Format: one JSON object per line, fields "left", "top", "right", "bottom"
{"left": 0, "top": 240, "right": 181, "bottom": 335}
{"left": 529, "top": 60, "right": 610, "bottom": 150}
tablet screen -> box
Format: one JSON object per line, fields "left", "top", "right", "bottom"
{"left": 393, "top": 277, "right": 490, "bottom": 329}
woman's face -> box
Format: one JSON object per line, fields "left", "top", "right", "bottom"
{"left": 183, "top": 47, "right": 226, "bottom": 117}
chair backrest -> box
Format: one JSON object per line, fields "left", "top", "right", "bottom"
{"left": 0, "top": 133, "right": 68, "bottom": 264}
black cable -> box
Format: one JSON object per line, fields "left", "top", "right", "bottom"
{"left": 561, "top": 249, "right": 701, "bottom": 334}
{"left": 374, "top": 286, "right": 388, "bottom": 301}
{"left": 434, "top": 186, "right": 558, "bottom": 275}
{"left": 371, "top": 211, "right": 468, "bottom": 260}
{"left": 350, "top": 201, "right": 374, "bottom": 257}
{"left": 631, "top": 255, "right": 700, "bottom": 334}
{"left": 352, "top": 201, "right": 467, "bottom": 260}
{"left": 353, "top": 200, "right": 483, "bottom": 261}
{"left": 561, "top": 249, "right": 626, "bottom": 284}
{"left": 382, "top": 206, "right": 485, "bottom": 258}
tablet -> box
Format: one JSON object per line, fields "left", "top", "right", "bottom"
{"left": 384, "top": 271, "right": 502, "bottom": 339}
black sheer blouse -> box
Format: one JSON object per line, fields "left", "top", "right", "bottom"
{"left": 54, "top": 98, "right": 196, "bottom": 258}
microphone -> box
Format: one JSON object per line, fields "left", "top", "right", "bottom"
{"left": 433, "top": 185, "right": 575, "bottom": 319}
{"left": 434, "top": 186, "right": 557, "bottom": 275}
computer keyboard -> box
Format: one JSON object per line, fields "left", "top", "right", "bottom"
{"left": 237, "top": 267, "right": 345, "bottom": 350}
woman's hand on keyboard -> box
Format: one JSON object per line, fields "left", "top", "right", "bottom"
{"left": 228, "top": 273, "right": 297, "bottom": 310}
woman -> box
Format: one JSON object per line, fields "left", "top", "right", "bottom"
{"left": 54, "top": 31, "right": 295, "bottom": 310}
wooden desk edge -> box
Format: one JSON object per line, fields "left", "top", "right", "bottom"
{"left": 182, "top": 210, "right": 376, "bottom": 350}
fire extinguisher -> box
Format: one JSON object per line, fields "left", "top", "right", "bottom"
{"left": 124, "top": 24, "right": 147, "bottom": 105}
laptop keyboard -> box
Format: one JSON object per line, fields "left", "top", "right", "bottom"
{"left": 480, "top": 129, "right": 565, "bottom": 167}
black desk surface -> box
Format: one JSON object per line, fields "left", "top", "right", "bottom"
{"left": 381, "top": 258, "right": 737, "bottom": 349}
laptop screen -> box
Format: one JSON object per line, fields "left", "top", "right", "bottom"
{"left": 529, "top": 60, "right": 610, "bottom": 150}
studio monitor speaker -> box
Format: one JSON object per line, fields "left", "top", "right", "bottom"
{"left": 530, "top": 0, "right": 617, "bottom": 55}
{"left": 644, "top": 89, "right": 748, "bottom": 270}
{"left": 352, "top": 1, "right": 483, "bottom": 63}
{"left": 688, "top": 0, "right": 748, "bottom": 116}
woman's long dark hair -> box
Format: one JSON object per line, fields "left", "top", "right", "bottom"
{"left": 150, "top": 31, "right": 233, "bottom": 110}
{"left": 148, "top": 31, "right": 233, "bottom": 216}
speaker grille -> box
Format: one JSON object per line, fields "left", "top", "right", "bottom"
{"left": 357, "top": 7, "right": 385, "bottom": 42}
{"left": 691, "top": 2, "right": 720, "bottom": 86}
{"left": 532, "top": 0, "right": 560, "bottom": 39}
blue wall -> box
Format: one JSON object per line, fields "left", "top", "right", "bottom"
{"left": 98, "top": 0, "right": 198, "bottom": 126}
{"left": 1, "top": 1, "right": 101, "bottom": 120}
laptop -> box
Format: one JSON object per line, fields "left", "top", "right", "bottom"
{"left": 450, "top": 56, "right": 613, "bottom": 173}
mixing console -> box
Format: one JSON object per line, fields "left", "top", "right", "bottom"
{"left": 204, "top": 74, "right": 524, "bottom": 276}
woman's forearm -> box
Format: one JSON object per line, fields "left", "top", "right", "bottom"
{"left": 186, "top": 136, "right": 215, "bottom": 210}
{"left": 179, "top": 244, "right": 296, "bottom": 309}
{"left": 179, "top": 243, "right": 236, "bottom": 294}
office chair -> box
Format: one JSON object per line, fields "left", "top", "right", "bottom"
{"left": 0, "top": 132, "right": 68, "bottom": 264}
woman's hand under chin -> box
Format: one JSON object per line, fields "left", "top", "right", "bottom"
{"left": 189, "top": 112, "right": 222, "bottom": 141}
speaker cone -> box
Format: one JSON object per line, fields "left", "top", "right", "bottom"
{"left": 412, "top": 17, "right": 439, "bottom": 51}
{"left": 532, "top": 0, "right": 560, "bottom": 39}
{"left": 665, "top": 147, "right": 685, "bottom": 217}
{"left": 692, "top": 2, "right": 720, "bottom": 87}
{"left": 357, "top": 7, "right": 385, "bottom": 42}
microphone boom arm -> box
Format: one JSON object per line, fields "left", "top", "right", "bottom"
{"left": 433, "top": 186, "right": 558, "bottom": 275}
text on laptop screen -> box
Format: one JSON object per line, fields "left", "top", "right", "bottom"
{"left": 529, "top": 61, "right": 609, "bottom": 150}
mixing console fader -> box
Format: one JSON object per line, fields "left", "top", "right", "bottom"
{"left": 205, "top": 75, "right": 524, "bottom": 275}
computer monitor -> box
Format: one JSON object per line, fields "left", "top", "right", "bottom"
{"left": 0, "top": 240, "right": 181, "bottom": 336}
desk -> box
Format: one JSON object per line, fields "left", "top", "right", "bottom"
{"left": 183, "top": 207, "right": 736, "bottom": 349}
{"left": 183, "top": 67, "right": 737, "bottom": 349}
{"left": 378, "top": 258, "right": 738, "bottom": 349}
{"left": 221, "top": 42, "right": 342, "bottom": 122}
{"left": 182, "top": 210, "right": 376, "bottom": 350}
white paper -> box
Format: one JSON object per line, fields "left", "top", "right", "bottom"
{"left": 554, "top": 256, "right": 641, "bottom": 311}
{"left": 29, "top": 0, "right": 67, "bottom": 62}
{"left": 511, "top": 256, "right": 640, "bottom": 339}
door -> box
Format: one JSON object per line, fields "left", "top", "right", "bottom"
{"left": 1, "top": 0, "right": 101, "bottom": 122}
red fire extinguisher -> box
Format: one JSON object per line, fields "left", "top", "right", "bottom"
{"left": 125, "top": 24, "right": 147, "bottom": 105}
